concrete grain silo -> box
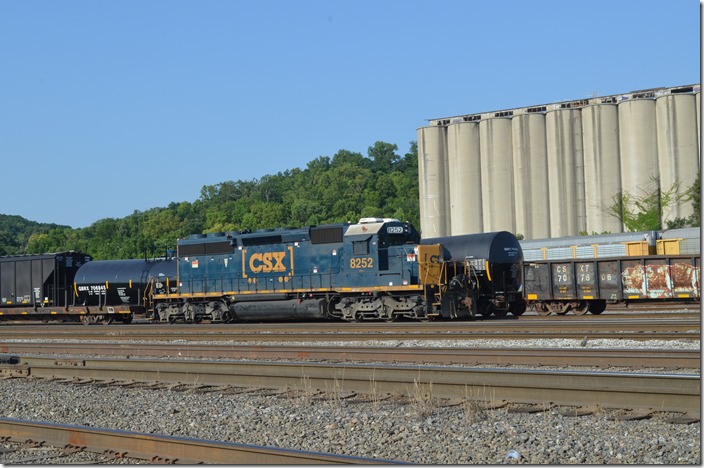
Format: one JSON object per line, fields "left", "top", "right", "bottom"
{"left": 418, "top": 84, "right": 699, "bottom": 239}
{"left": 546, "top": 107, "right": 586, "bottom": 237}
{"left": 655, "top": 90, "right": 700, "bottom": 223}
{"left": 511, "top": 111, "right": 550, "bottom": 239}
{"left": 696, "top": 86, "right": 701, "bottom": 154}
{"left": 447, "top": 121, "right": 483, "bottom": 235}
{"left": 479, "top": 117, "right": 515, "bottom": 233}
{"left": 582, "top": 102, "right": 622, "bottom": 234}
{"left": 617, "top": 96, "right": 659, "bottom": 230}
{"left": 417, "top": 125, "right": 449, "bottom": 238}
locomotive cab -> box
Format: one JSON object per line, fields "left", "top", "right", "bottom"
{"left": 336, "top": 218, "right": 421, "bottom": 287}
{"left": 327, "top": 218, "right": 426, "bottom": 321}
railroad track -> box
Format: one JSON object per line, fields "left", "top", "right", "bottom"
{"left": 0, "top": 418, "right": 389, "bottom": 464}
{"left": 0, "top": 318, "right": 699, "bottom": 342}
{"left": 1, "top": 356, "right": 699, "bottom": 414}
{"left": 1, "top": 342, "right": 699, "bottom": 369}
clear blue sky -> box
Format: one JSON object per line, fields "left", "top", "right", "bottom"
{"left": 0, "top": 0, "right": 699, "bottom": 228}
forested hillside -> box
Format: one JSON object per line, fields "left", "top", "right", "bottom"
{"left": 3, "top": 141, "right": 420, "bottom": 259}
{"left": 0, "top": 215, "right": 71, "bottom": 256}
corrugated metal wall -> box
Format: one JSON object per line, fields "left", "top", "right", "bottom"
{"left": 418, "top": 84, "right": 701, "bottom": 240}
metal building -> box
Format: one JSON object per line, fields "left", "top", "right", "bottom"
{"left": 418, "top": 84, "right": 701, "bottom": 240}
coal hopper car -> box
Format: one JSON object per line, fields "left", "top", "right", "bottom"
{"left": 0, "top": 251, "right": 91, "bottom": 322}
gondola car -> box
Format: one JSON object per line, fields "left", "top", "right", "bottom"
{"left": 524, "top": 254, "right": 700, "bottom": 315}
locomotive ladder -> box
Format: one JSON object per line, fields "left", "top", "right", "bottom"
{"left": 143, "top": 278, "right": 154, "bottom": 314}
{"left": 429, "top": 261, "right": 478, "bottom": 318}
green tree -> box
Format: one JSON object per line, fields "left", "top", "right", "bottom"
{"left": 690, "top": 170, "right": 701, "bottom": 227}
{"left": 368, "top": 141, "right": 400, "bottom": 173}
{"left": 609, "top": 177, "right": 693, "bottom": 232}
{"left": 1, "top": 140, "right": 422, "bottom": 257}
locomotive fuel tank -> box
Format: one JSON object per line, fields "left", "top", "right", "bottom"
{"left": 74, "top": 259, "right": 177, "bottom": 307}
{"left": 229, "top": 297, "right": 329, "bottom": 321}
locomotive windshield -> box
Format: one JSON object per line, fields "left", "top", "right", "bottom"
{"left": 379, "top": 222, "right": 421, "bottom": 247}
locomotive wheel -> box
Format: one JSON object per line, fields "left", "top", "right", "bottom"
{"left": 384, "top": 314, "right": 398, "bottom": 323}
{"left": 120, "top": 315, "right": 133, "bottom": 324}
{"left": 221, "top": 310, "right": 233, "bottom": 323}
{"left": 100, "top": 316, "right": 114, "bottom": 325}
{"left": 168, "top": 315, "right": 177, "bottom": 324}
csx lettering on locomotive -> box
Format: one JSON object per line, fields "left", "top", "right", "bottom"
{"left": 243, "top": 248, "right": 293, "bottom": 276}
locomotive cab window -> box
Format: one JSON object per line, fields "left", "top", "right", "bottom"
{"left": 353, "top": 239, "right": 370, "bottom": 256}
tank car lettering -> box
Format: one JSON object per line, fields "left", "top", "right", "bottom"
{"left": 77, "top": 285, "right": 107, "bottom": 292}
{"left": 504, "top": 247, "right": 520, "bottom": 257}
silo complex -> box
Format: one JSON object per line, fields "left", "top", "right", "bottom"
{"left": 418, "top": 84, "right": 700, "bottom": 239}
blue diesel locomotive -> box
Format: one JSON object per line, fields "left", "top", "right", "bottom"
{"left": 150, "top": 218, "right": 525, "bottom": 323}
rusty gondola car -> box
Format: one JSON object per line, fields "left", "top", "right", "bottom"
{"left": 523, "top": 255, "right": 700, "bottom": 315}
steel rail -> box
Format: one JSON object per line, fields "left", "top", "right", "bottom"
{"left": 0, "top": 418, "right": 393, "bottom": 464}
{"left": 1, "top": 316, "right": 700, "bottom": 331}
{"left": 517, "top": 311, "right": 701, "bottom": 320}
{"left": 0, "top": 320, "right": 699, "bottom": 342}
{"left": 4, "top": 357, "right": 700, "bottom": 413}
{"left": 1, "top": 342, "right": 699, "bottom": 369}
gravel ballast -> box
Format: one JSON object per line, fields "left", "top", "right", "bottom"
{"left": 0, "top": 337, "right": 700, "bottom": 464}
{"left": 0, "top": 377, "right": 700, "bottom": 464}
